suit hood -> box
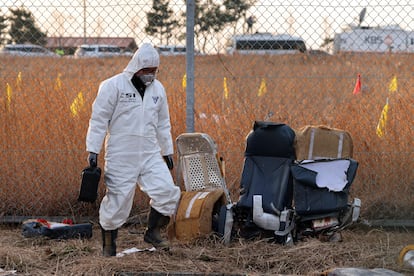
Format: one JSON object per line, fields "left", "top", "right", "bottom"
{"left": 123, "top": 43, "right": 159, "bottom": 78}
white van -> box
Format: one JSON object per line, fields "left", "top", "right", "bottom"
{"left": 226, "top": 33, "right": 307, "bottom": 55}
{"left": 0, "top": 44, "right": 59, "bottom": 57}
{"left": 155, "top": 45, "right": 186, "bottom": 56}
{"left": 74, "top": 44, "right": 123, "bottom": 58}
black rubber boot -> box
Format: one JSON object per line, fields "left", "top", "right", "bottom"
{"left": 101, "top": 226, "right": 118, "bottom": 257}
{"left": 144, "top": 207, "right": 170, "bottom": 249}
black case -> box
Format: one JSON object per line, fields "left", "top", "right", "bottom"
{"left": 78, "top": 166, "right": 101, "bottom": 203}
{"left": 22, "top": 221, "right": 93, "bottom": 239}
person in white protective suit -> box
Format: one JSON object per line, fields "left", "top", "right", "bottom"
{"left": 85, "top": 43, "right": 181, "bottom": 256}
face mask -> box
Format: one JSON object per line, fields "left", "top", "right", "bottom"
{"left": 139, "top": 74, "right": 156, "bottom": 86}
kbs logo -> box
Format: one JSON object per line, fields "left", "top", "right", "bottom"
{"left": 364, "top": 35, "right": 382, "bottom": 44}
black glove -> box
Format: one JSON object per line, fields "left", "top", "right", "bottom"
{"left": 163, "top": 155, "right": 174, "bottom": 170}
{"left": 88, "top": 152, "right": 98, "bottom": 167}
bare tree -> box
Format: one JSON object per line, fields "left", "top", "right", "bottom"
{"left": 320, "top": 16, "right": 333, "bottom": 51}
{"left": 286, "top": 9, "right": 295, "bottom": 35}
{"left": 51, "top": 10, "right": 66, "bottom": 37}
{"left": 94, "top": 16, "right": 104, "bottom": 38}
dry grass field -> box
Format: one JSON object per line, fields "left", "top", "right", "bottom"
{"left": 0, "top": 53, "right": 413, "bottom": 275}
{"left": 0, "top": 222, "right": 413, "bottom": 275}
{"left": 0, "top": 53, "right": 412, "bottom": 219}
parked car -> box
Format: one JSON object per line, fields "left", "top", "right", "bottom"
{"left": 0, "top": 44, "right": 60, "bottom": 57}
{"left": 74, "top": 44, "right": 125, "bottom": 58}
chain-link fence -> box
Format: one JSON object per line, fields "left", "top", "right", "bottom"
{"left": 0, "top": 1, "right": 413, "bottom": 221}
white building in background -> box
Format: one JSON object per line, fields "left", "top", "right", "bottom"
{"left": 333, "top": 25, "right": 414, "bottom": 53}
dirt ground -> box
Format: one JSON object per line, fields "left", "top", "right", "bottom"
{"left": 0, "top": 221, "right": 413, "bottom": 276}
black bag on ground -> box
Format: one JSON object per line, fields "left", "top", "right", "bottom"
{"left": 78, "top": 166, "right": 101, "bottom": 203}
{"left": 22, "top": 219, "right": 93, "bottom": 239}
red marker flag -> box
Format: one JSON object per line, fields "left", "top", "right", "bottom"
{"left": 353, "top": 74, "right": 361, "bottom": 95}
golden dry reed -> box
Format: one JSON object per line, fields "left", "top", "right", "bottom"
{"left": 0, "top": 53, "right": 413, "bottom": 218}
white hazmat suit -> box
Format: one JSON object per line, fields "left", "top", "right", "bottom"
{"left": 86, "top": 43, "right": 181, "bottom": 231}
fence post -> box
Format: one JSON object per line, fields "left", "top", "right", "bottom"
{"left": 185, "top": 0, "right": 195, "bottom": 133}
